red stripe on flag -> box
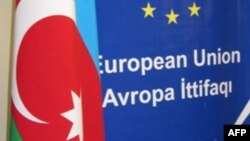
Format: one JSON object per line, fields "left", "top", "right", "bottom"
{"left": 13, "top": 16, "right": 105, "bottom": 141}
{"left": 80, "top": 38, "right": 105, "bottom": 141}
{"left": 16, "top": 0, "right": 20, "bottom": 7}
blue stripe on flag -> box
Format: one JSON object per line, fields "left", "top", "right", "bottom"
{"left": 76, "top": 0, "right": 99, "bottom": 69}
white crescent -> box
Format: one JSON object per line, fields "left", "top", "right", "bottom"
{"left": 12, "top": 0, "right": 76, "bottom": 124}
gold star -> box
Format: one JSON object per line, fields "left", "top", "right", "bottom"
{"left": 142, "top": 2, "right": 156, "bottom": 18}
{"left": 188, "top": 2, "right": 201, "bottom": 16}
{"left": 166, "top": 9, "right": 179, "bottom": 24}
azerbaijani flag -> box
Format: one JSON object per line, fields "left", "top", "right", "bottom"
{"left": 10, "top": 0, "right": 104, "bottom": 140}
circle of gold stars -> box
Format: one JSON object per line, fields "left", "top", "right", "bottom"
{"left": 141, "top": 1, "right": 201, "bottom": 25}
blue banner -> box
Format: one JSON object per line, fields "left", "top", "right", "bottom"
{"left": 78, "top": 0, "right": 250, "bottom": 141}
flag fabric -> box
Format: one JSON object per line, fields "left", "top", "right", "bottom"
{"left": 76, "top": 0, "right": 99, "bottom": 68}
{"left": 10, "top": 0, "right": 104, "bottom": 140}
{"left": 96, "top": 0, "right": 250, "bottom": 141}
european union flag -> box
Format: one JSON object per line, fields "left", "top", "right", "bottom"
{"left": 96, "top": 0, "right": 250, "bottom": 141}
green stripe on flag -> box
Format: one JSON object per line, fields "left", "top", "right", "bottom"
{"left": 10, "top": 117, "right": 22, "bottom": 141}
